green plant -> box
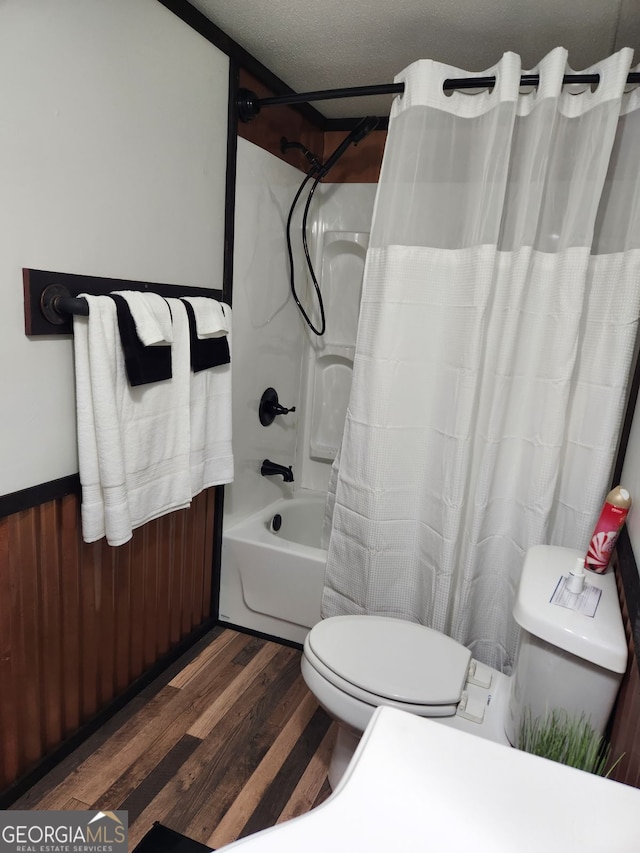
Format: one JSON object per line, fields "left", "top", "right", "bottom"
{"left": 517, "top": 708, "right": 623, "bottom": 777}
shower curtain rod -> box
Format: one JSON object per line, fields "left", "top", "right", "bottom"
{"left": 237, "top": 72, "right": 640, "bottom": 121}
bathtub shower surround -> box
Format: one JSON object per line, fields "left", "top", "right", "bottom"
{"left": 306, "top": 231, "right": 368, "bottom": 463}
{"left": 224, "top": 140, "right": 306, "bottom": 529}
{"left": 220, "top": 137, "right": 376, "bottom": 641}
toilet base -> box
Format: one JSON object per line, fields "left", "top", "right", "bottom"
{"left": 328, "top": 725, "right": 361, "bottom": 790}
{"left": 324, "top": 670, "right": 513, "bottom": 789}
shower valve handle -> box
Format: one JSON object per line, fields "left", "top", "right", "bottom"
{"left": 273, "top": 402, "right": 296, "bottom": 416}
{"left": 259, "top": 387, "right": 296, "bottom": 426}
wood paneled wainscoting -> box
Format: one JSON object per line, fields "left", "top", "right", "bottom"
{"left": 0, "top": 483, "right": 218, "bottom": 800}
{"left": 608, "top": 535, "right": 640, "bottom": 787}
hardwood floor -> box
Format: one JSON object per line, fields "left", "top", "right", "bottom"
{"left": 12, "top": 627, "right": 336, "bottom": 850}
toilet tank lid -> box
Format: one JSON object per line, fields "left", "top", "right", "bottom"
{"left": 306, "top": 615, "right": 472, "bottom": 705}
{"left": 513, "top": 545, "right": 627, "bottom": 674}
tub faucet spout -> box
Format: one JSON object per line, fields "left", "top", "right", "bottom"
{"left": 261, "top": 459, "right": 294, "bottom": 482}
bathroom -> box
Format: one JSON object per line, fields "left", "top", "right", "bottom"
{"left": 2, "top": 0, "right": 640, "bottom": 848}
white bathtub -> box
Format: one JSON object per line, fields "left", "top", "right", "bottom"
{"left": 219, "top": 491, "right": 327, "bottom": 644}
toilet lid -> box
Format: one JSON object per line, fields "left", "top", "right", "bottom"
{"left": 307, "top": 616, "right": 471, "bottom": 705}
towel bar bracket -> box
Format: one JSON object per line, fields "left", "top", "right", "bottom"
{"left": 40, "top": 284, "right": 89, "bottom": 325}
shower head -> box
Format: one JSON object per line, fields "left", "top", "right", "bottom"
{"left": 316, "top": 115, "right": 380, "bottom": 178}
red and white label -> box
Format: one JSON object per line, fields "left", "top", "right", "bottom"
{"left": 585, "top": 503, "right": 628, "bottom": 573}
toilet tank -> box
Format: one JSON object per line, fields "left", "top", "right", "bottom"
{"left": 504, "top": 545, "right": 627, "bottom": 746}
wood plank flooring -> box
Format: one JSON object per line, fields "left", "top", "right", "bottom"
{"left": 12, "top": 627, "right": 336, "bottom": 850}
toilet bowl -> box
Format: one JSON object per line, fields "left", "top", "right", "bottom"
{"left": 302, "top": 545, "right": 628, "bottom": 788}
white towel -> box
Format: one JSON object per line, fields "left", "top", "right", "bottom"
{"left": 189, "top": 309, "right": 234, "bottom": 496}
{"left": 73, "top": 294, "right": 192, "bottom": 546}
{"left": 111, "top": 290, "right": 173, "bottom": 346}
{"left": 181, "top": 296, "right": 230, "bottom": 339}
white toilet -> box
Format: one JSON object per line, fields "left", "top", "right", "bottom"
{"left": 302, "top": 545, "right": 628, "bottom": 787}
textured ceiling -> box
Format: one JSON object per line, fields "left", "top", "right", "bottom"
{"left": 188, "top": 0, "right": 640, "bottom": 118}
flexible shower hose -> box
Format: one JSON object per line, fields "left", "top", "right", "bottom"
{"left": 285, "top": 171, "right": 326, "bottom": 336}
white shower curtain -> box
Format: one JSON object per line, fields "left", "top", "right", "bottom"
{"left": 322, "top": 47, "right": 640, "bottom": 673}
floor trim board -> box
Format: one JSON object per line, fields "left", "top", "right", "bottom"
{"left": 219, "top": 621, "right": 303, "bottom": 651}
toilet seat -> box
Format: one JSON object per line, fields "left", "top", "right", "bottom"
{"left": 304, "top": 615, "right": 472, "bottom": 713}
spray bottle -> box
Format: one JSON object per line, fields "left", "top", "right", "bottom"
{"left": 585, "top": 486, "right": 632, "bottom": 574}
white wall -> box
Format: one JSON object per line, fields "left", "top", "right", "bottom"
{"left": 224, "top": 138, "right": 307, "bottom": 527}
{"left": 0, "top": 0, "right": 229, "bottom": 495}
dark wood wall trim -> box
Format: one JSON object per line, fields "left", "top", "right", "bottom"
{"left": 224, "top": 64, "right": 239, "bottom": 306}
{"left": 210, "top": 485, "right": 225, "bottom": 621}
{"left": 158, "top": 0, "right": 236, "bottom": 58}
{"left": 609, "top": 548, "right": 640, "bottom": 787}
{"left": 325, "top": 115, "right": 390, "bottom": 132}
{"left": 0, "top": 475, "right": 80, "bottom": 519}
{"left": 616, "top": 528, "right": 640, "bottom": 660}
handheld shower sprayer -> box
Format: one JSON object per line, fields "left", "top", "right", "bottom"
{"left": 281, "top": 115, "right": 379, "bottom": 181}
{"left": 316, "top": 116, "right": 380, "bottom": 178}
{"left": 284, "top": 116, "right": 380, "bottom": 335}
